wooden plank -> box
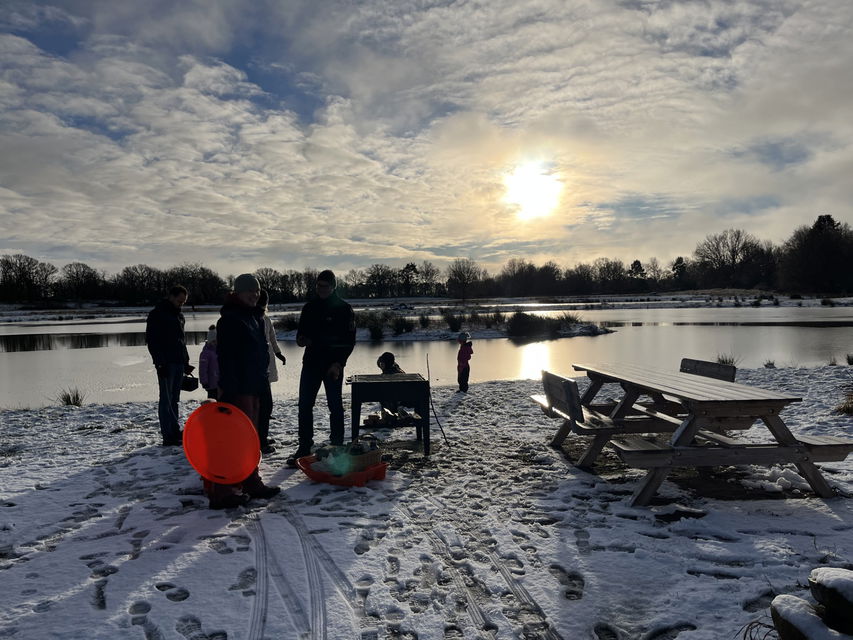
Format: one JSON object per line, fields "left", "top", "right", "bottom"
{"left": 680, "top": 358, "right": 736, "bottom": 382}
{"left": 613, "top": 443, "right": 819, "bottom": 468}
{"left": 695, "top": 431, "right": 742, "bottom": 447}
{"left": 629, "top": 404, "right": 683, "bottom": 426}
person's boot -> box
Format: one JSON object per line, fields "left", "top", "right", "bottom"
{"left": 208, "top": 493, "right": 250, "bottom": 510}
{"left": 286, "top": 444, "right": 312, "bottom": 468}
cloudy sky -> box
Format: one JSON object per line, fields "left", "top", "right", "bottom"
{"left": 1, "top": 0, "right": 851, "bottom": 277}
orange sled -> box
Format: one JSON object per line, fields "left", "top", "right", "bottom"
{"left": 296, "top": 455, "right": 388, "bottom": 487}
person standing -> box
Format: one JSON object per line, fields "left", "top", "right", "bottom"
{"left": 456, "top": 331, "right": 473, "bottom": 392}
{"left": 198, "top": 325, "right": 220, "bottom": 400}
{"left": 145, "top": 285, "right": 192, "bottom": 446}
{"left": 209, "top": 274, "right": 279, "bottom": 509}
{"left": 286, "top": 270, "right": 356, "bottom": 467}
{"left": 257, "top": 289, "right": 286, "bottom": 454}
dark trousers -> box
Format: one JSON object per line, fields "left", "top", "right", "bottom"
{"left": 258, "top": 381, "right": 272, "bottom": 446}
{"left": 205, "top": 393, "right": 266, "bottom": 501}
{"left": 298, "top": 363, "right": 345, "bottom": 449}
{"left": 156, "top": 363, "right": 184, "bottom": 441}
{"left": 458, "top": 365, "right": 470, "bottom": 392}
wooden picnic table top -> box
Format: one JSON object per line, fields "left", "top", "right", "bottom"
{"left": 571, "top": 362, "right": 801, "bottom": 404}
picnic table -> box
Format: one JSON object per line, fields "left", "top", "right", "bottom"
{"left": 348, "top": 373, "right": 431, "bottom": 455}
{"left": 534, "top": 362, "right": 853, "bottom": 506}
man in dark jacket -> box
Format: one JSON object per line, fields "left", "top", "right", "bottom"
{"left": 145, "top": 285, "right": 191, "bottom": 446}
{"left": 208, "top": 273, "right": 279, "bottom": 509}
{"left": 286, "top": 269, "right": 356, "bottom": 467}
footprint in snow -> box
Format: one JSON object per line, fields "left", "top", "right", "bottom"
{"left": 549, "top": 564, "right": 585, "bottom": 600}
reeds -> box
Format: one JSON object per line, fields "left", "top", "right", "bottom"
{"left": 58, "top": 387, "right": 85, "bottom": 407}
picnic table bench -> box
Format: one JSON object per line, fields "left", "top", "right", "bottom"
{"left": 533, "top": 362, "right": 853, "bottom": 506}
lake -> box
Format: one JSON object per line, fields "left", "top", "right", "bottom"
{"left": 0, "top": 305, "right": 851, "bottom": 408}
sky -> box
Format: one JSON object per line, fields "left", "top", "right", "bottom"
{"left": 1, "top": 0, "right": 852, "bottom": 278}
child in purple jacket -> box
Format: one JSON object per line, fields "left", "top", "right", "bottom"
{"left": 199, "top": 325, "right": 219, "bottom": 399}
{"left": 456, "top": 332, "right": 473, "bottom": 392}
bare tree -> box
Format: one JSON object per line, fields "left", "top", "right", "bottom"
{"left": 446, "top": 258, "right": 483, "bottom": 301}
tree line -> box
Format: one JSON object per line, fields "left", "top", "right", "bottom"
{"left": 1, "top": 215, "right": 850, "bottom": 306}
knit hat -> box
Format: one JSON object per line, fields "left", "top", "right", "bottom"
{"left": 458, "top": 331, "right": 470, "bottom": 342}
{"left": 234, "top": 273, "right": 260, "bottom": 293}
{"left": 317, "top": 269, "right": 336, "bottom": 288}
{"left": 377, "top": 351, "right": 396, "bottom": 368}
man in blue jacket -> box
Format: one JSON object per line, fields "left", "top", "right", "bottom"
{"left": 286, "top": 270, "right": 356, "bottom": 467}
{"left": 145, "top": 285, "right": 192, "bottom": 446}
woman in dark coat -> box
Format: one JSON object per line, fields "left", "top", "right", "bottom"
{"left": 205, "top": 274, "right": 280, "bottom": 509}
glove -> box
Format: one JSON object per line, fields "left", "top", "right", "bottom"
{"left": 184, "top": 364, "right": 195, "bottom": 374}
{"left": 275, "top": 353, "right": 286, "bottom": 365}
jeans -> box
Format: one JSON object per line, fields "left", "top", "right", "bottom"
{"left": 297, "top": 363, "right": 345, "bottom": 449}
{"left": 157, "top": 363, "right": 184, "bottom": 441}
{"left": 458, "top": 365, "right": 470, "bottom": 392}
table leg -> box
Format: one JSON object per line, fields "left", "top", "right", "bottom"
{"left": 611, "top": 386, "right": 641, "bottom": 420}
{"left": 550, "top": 419, "right": 573, "bottom": 447}
{"left": 762, "top": 415, "right": 835, "bottom": 498}
{"left": 421, "top": 397, "right": 430, "bottom": 456}
{"left": 579, "top": 377, "right": 603, "bottom": 405}
{"left": 577, "top": 434, "right": 609, "bottom": 468}
{"left": 631, "top": 468, "right": 670, "bottom": 507}
{"left": 351, "top": 401, "right": 361, "bottom": 443}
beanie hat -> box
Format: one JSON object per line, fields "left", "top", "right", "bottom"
{"left": 234, "top": 273, "right": 260, "bottom": 293}
{"left": 458, "top": 331, "right": 470, "bottom": 342}
{"left": 377, "top": 351, "right": 396, "bottom": 368}
{"left": 317, "top": 269, "right": 336, "bottom": 288}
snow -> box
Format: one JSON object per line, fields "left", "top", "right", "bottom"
{"left": 1, "top": 366, "right": 852, "bottom": 639}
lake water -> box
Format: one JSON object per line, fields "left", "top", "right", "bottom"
{"left": 1, "top": 306, "right": 851, "bottom": 409}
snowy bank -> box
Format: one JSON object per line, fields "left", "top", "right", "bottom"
{"left": 1, "top": 367, "right": 852, "bottom": 639}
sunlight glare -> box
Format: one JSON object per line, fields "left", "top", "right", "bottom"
{"left": 503, "top": 162, "right": 563, "bottom": 220}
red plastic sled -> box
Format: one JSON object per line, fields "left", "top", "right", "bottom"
{"left": 297, "top": 455, "right": 388, "bottom": 487}
{"left": 183, "top": 402, "right": 260, "bottom": 484}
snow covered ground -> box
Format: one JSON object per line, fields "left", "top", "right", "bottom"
{"left": 1, "top": 366, "right": 852, "bottom": 639}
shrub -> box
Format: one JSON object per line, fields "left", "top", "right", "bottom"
{"left": 763, "top": 360, "right": 776, "bottom": 369}
{"left": 392, "top": 317, "right": 415, "bottom": 336}
{"left": 442, "top": 311, "right": 463, "bottom": 332}
{"left": 468, "top": 310, "right": 481, "bottom": 324}
{"left": 368, "top": 323, "right": 384, "bottom": 340}
{"left": 847, "top": 354, "right": 853, "bottom": 366}
{"left": 716, "top": 353, "right": 740, "bottom": 366}
{"left": 273, "top": 314, "right": 299, "bottom": 331}
{"left": 58, "top": 387, "right": 85, "bottom": 407}
{"left": 828, "top": 356, "right": 837, "bottom": 366}
{"left": 505, "top": 312, "right": 561, "bottom": 338}
{"left": 821, "top": 298, "right": 835, "bottom": 306}
{"left": 418, "top": 314, "right": 431, "bottom": 329}
{"left": 491, "top": 311, "right": 505, "bottom": 326}
{"left": 355, "top": 310, "right": 392, "bottom": 329}
{"left": 558, "top": 311, "right": 583, "bottom": 325}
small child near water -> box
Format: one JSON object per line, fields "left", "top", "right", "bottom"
{"left": 198, "top": 325, "right": 219, "bottom": 400}
{"left": 456, "top": 332, "right": 473, "bottom": 392}
{"left": 377, "top": 351, "right": 404, "bottom": 415}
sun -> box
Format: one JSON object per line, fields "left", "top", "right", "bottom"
{"left": 502, "top": 162, "right": 563, "bottom": 220}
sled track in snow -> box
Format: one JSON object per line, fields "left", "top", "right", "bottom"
{"left": 282, "top": 506, "right": 382, "bottom": 639}
{"left": 246, "top": 515, "right": 269, "bottom": 640}
{"left": 408, "top": 492, "right": 565, "bottom": 640}
{"left": 247, "top": 514, "right": 312, "bottom": 638}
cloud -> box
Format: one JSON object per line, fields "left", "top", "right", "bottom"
{"left": 0, "top": 0, "right": 852, "bottom": 278}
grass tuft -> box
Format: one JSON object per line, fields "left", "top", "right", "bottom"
{"left": 836, "top": 391, "right": 853, "bottom": 415}
{"left": 58, "top": 387, "right": 85, "bottom": 407}
{"left": 846, "top": 353, "right": 853, "bottom": 366}
{"left": 763, "top": 360, "right": 776, "bottom": 369}
{"left": 716, "top": 353, "right": 740, "bottom": 366}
